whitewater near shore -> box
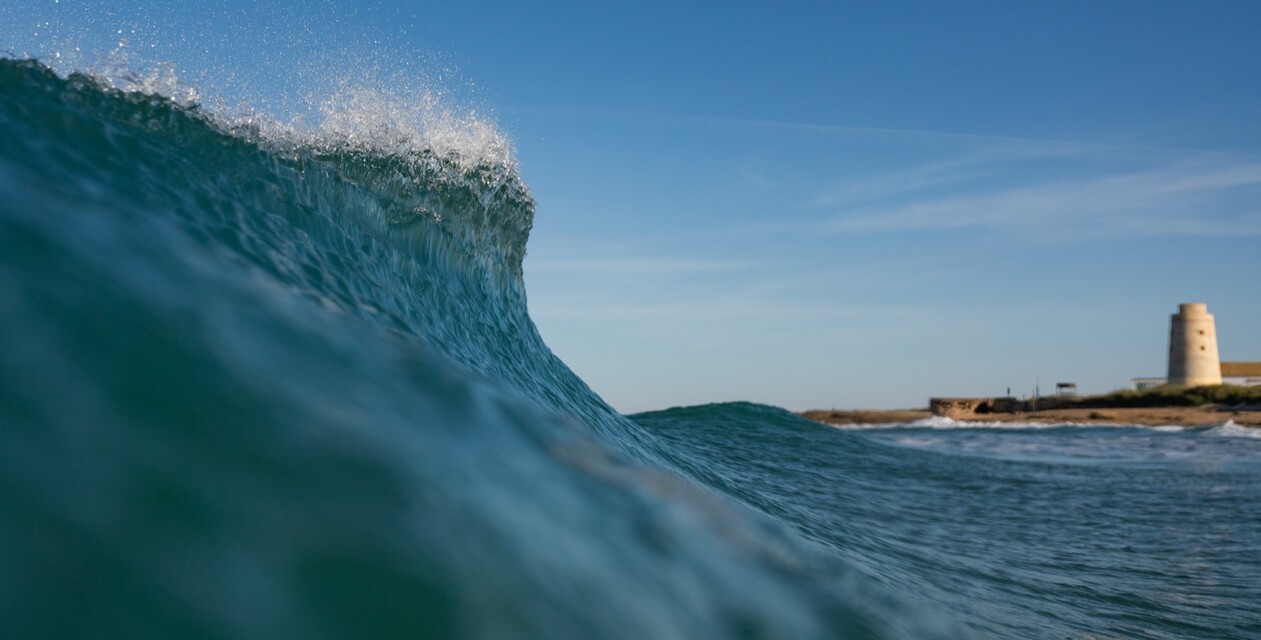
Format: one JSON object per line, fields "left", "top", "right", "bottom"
{"left": 803, "top": 405, "right": 1261, "bottom": 427}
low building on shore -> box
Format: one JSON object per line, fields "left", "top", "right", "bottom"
{"left": 1137, "top": 362, "right": 1261, "bottom": 389}
{"left": 1132, "top": 367, "right": 1261, "bottom": 390}
{"left": 1222, "top": 362, "right": 1261, "bottom": 386}
{"left": 929, "top": 397, "right": 1023, "bottom": 418}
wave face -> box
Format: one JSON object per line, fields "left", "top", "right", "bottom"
{"left": 0, "top": 58, "right": 959, "bottom": 639}
{"left": 2, "top": 57, "right": 1259, "bottom": 639}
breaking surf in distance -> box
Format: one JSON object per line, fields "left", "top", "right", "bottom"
{"left": 2, "top": 20, "right": 1260, "bottom": 640}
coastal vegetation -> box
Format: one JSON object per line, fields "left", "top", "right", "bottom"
{"left": 1099, "top": 384, "right": 1261, "bottom": 408}
{"left": 803, "top": 385, "right": 1261, "bottom": 428}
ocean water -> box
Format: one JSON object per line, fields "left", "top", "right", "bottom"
{"left": 1, "top": 57, "right": 1259, "bottom": 639}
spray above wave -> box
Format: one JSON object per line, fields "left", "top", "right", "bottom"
{"left": 11, "top": 27, "right": 534, "bottom": 280}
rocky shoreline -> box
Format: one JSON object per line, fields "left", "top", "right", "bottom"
{"left": 801, "top": 406, "right": 1261, "bottom": 427}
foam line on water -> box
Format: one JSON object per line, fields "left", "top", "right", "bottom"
{"left": 825, "top": 417, "right": 1220, "bottom": 432}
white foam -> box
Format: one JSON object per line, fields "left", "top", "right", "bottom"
{"left": 831, "top": 417, "right": 1198, "bottom": 432}
{"left": 883, "top": 416, "right": 1082, "bottom": 430}
{"left": 1207, "top": 420, "right": 1261, "bottom": 439}
{"left": 911, "top": 416, "right": 961, "bottom": 428}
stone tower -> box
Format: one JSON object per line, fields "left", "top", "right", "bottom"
{"left": 1167, "top": 303, "right": 1222, "bottom": 387}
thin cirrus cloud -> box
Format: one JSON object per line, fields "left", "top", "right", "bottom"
{"left": 807, "top": 140, "right": 1102, "bottom": 210}
{"left": 680, "top": 113, "right": 1261, "bottom": 239}
{"left": 823, "top": 156, "right": 1261, "bottom": 238}
{"left": 526, "top": 256, "right": 756, "bottom": 276}
{"left": 639, "top": 112, "right": 1261, "bottom": 240}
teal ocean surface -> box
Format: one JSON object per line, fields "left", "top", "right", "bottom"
{"left": 2, "top": 58, "right": 1259, "bottom": 639}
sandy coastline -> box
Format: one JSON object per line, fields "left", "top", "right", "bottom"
{"left": 801, "top": 406, "right": 1261, "bottom": 427}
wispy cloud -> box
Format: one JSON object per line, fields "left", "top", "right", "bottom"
{"left": 822, "top": 154, "right": 1261, "bottom": 238}
{"left": 807, "top": 142, "right": 1100, "bottom": 209}
{"left": 530, "top": 292, "right": 934, "bottom": 327}
{"left": 526, "top": 256, "right": 756, "bottom": 276}
{"left": 514, "top": 104, "right": 1135, "bottom": 149}
{"left": 517, "top": 104, "right": 1261, "bottom": 239}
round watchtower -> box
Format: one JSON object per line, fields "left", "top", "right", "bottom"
{"left": 1167, "top": 303, "right": 1222, "bottom": 387}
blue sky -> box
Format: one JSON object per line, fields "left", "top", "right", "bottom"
{"left": 6, "top": 1, "right": 1261, "bottom": 412}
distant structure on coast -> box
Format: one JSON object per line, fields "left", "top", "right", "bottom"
{"left": 1131, "top": 302, "right": 1261, "bottom": 390}
{"left": 931, "top": 303, "right": 1260, "bottom": 416}
{"left": 1167, "top": 303, "right": 1221, "bottom": 386}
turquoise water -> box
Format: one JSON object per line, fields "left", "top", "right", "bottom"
{"left": 1, "top": 58, "right": 1259, "bottom": 639}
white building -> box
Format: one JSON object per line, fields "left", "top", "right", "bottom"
{"left": 1222, "top": 362, "right": 1261, "bottom": 386}
{"left": 1132, "top": 363, "right": 1261, "bottom": 390}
